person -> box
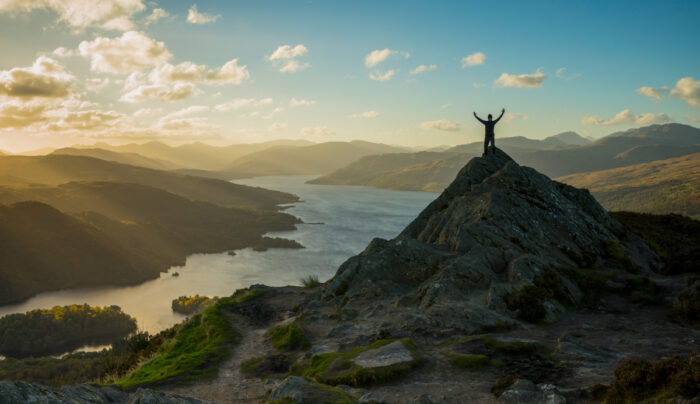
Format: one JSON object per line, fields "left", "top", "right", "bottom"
{"left": 474, "top": 108, "right": 505, "bottom": 155}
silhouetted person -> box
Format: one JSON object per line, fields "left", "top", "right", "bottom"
{"left": 474, "top": 108, "right": 505, "bottom": 155}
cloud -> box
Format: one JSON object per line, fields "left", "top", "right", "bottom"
{"left": 164, "top": 105, "right": 209, "bottom": 119}
{"left": 365, "top": 49, "right": 397, "bottom": 68}
{"left": 44, "top": 109, "right": 125, "bottom": 131}
{"left": 580, "top": 109, "right": 673, "bottom": 126}
{"left": 0, "top": 0, "right": 146, "bottom": 32}
{"left": 369, "top": 69, "right": 395, "bottom": 82}
{"left": 203, "top": 59, "right": 250, "bottom": 84}
{"left": 133, "top": 107, "right": 162, "bottom": 118}
{"left": 0, "top": 99, "right": 51, "bottom": 128}
{"left": 301, "top": 126, "right": 334, "bottom": 137}
{"left": 268, "top": 44, "right": 310, "bottom": 73}
{"left": 670, "top": 77, "right": 700, "bottom": 107}
{"left": 151, "top": 62, "right": 206, "bottom": 83}
{"left": 556, "top": 67, "right": 566, "bottom": 77}
{"left": 461, "top": 52, "right": 485, "bottom": 68}
{"left": 350, "top": 110, "right": 379, "bottom": 119}
{"left": 215, "top": 98, "right": 273, "bottom": 111}
{"left": 636, "top": 86, "right": 670, "bottom": 100}
{"left": 120, "top": 82, "right": 195, "bottom": 102}
{"left": 501, "top": 112, "right": 530, "bottom": 122}
{"left": 419, "top": 119, "right": 460, "bottom": 132}
{"left": 410, "top": 64, "right": 437, "bottom": 75}
{"left": 289, "top": 98, "right": 316, "bottom": 107}
{"left": 441, "top": 103, "right": 452, "bottom": 109}
{"left": 85, "top": 77, "right": 110, "bottom": 92}
{"left": 494, "top": 70, "right": 547, "bottom": 88}
{"left": 269, "top": 122, "right": 287, "bottom": 132}
{"left": 78, "top": 31, "right": 172, "bottom": 74}
{"left": 145, "top": 8, "right": 169, "bottom": 24}
{"left": 186, "top": 4, "right": 220, "bottom": 24}
{"left": 0, "top": 56, "right": 73, "bottom": 99}
{"left": 269, "top": 44, "right": 308, "bottom": 60}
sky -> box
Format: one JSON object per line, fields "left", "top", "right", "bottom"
{"left": 0, "top": 0, "right": 698, "bottom": 152}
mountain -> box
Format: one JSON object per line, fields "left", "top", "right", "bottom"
{"left": 309, "top": 149, "right": 660, "bottom": 333}
{"left": 311, "top": 124, "right": 700, "bottom": 194}
{"left": 0, "top": 154, "right": 296, "bottom": 208}
{"left": 543, "top": 131, "right": 592, "bottom": 146}
{"left": 218, "top": 140, "right": 410, "bottom": 178}
{"left": 88, "top": 139, "right": 315, "bottom": 170}
{"left": 0, "top": 182, "right": 300, "bottom": 305}
{"left": 51, "top": 147, "right": 182, "bottom": 170}
{"left": 557, "top": 152, "right": 700, "bottom": 218}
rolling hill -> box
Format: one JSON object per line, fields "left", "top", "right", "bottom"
{"left": 218, "top": 140, "right": 409, "bottom": 178}
{"left": 311, "top": 124, "right": 700, "bottom": 194}
{"left": 0, "top": 154, "right": 296, "bottom": 208}
{"left": 51, "top": 147, "right": 182, "bottom": 170}
{"left": 557, "top": 152, "right": 700, "bottom": 218}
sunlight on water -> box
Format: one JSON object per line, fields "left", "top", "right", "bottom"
{"left": 0, "top": 176, "right": 436, "bottom": 335}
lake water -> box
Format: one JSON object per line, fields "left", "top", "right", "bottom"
{"left": 0, "top": 176, "right": 436, "bottom": 337}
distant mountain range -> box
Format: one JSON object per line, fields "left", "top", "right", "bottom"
{"left": 310, "top": 124, "right": 700, "bottom": 217}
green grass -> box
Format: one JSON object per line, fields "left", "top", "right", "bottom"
{"left": 300, "top": 274, "right": 321, "bottom": 289}
{"left": 444, "top": 353, "right": 490, "bottom": 370}
{"left": 107, "top": 289, "right": 263, "bottom": 388}
{"left": 268, "top": 322, "right": 310, "bottom": 352}
{"left": 482, "top": 337, "right": 539, "bottom": 356}
{"left": 604, "top": 240, "right": 638, "bottom": 273}
{"left": 290, "top": 338, "right": 420, "bottom": 387}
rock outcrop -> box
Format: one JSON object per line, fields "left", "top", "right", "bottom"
{"left": 0, "top": 381, "right": 212, "bottom": 404}
{"left": 314, "top": 149, "right": 660, "bottom": 334}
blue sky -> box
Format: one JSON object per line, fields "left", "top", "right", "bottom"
{"left": 0, "top": 0, "right": 698, "bottom": 152}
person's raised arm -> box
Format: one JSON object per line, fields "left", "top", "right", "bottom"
{"left": 473, "top": 111, "right": 486, "bottom": 124}
{"left": 493, "top": 108, "right": 505, "bottom": 123}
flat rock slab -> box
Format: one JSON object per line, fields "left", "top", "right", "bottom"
{"left": 352, "top": 341, "right": 413, "bottom": 368}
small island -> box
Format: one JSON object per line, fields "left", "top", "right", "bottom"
{"left": 0, "top": 304, "right": 137, "bottom": 358}
{"left": 171, "top": 295, "right": 217, "bottom": 315}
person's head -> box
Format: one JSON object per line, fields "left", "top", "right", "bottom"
{"left": 488, "top": 114, "right": 493, "bottom": 121}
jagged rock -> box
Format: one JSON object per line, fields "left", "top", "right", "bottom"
{"left": 358, "top": 392, "right": 386, "bottom": 403}
{"left": 0, "top": 381, "right": 211, "bottom": 404}
{"left": 415, "top": 394, "right": 433, "bottom": 404}
{"left": 352, "top": 340, "right": 414, "bottom": 368}
{"left": 312, "top": 149, "right": 659, "bottom": 333}
{"left": 267, "top": 376, "right": 357, "bottom": 403}
{"left": 498, "top": 379, "right": 566, "bottom": 404}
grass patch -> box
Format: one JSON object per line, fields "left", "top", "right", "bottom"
{"left": 240, "top": 353, "right": 294, "bottom": 378}
{"left": 268, "top": 322, "right": 310, "bottom": 352}
{"left": 604, "top": 354, "right": 700, "bottom": 403}
{"left": 290, "top": 338, "right": 419, "bottom": 387}
{"left": 482, "top": 337, "right": 539, "bottom": 356}
{"left": 604, "top": 240, "right": 638, "bottom": 273}
{"left": 491, "top": 375, "right": 518, "bottom": 397}
{"left": 300, "top": 274, "right": 321, "bottom": 289}
{"left": 107, "top": 289, "right": 263, "bottom": 388}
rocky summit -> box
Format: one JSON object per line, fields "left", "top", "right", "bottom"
{"left": 315, "top": 149, "right": 660, "bottom": 335}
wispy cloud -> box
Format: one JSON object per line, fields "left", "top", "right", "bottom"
{"left": 461, "top": 52, "right": 485, "bottom": 68}
{"left": 301, "top": 126, "right": 334, "bottom": 137}
{"left": 268, "top": 44, "right": 310, "bottom": 73}
{"left": 494, "top": 70, "right": 547, "bottom": 88}
{"left": 350, "top": 110, "right": 379, "bottom": 118}
{"left": 369, "top": 69, "right": 395, "bottom": 82}
{"left": 187, "top": 4, "right": 220, "bottom": 24}
{"left": 410, "top": 64, "right": 437, "bottom": 75}
{"left": 419, "top": 119, "right": 460, "bottom": 132}
{"left": 581, "top": 109, "right": 673, "bottom": 126}
{"left": 290, "top": 98, "right": 316, "bottom": 107}
{"left": 636, "top": 86, "right": 670, "bottom": 100}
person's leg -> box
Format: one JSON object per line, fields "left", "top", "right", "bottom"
{"left": 490, "top": 135, "right": 496, "bottom": 153}
{"left": 483, "top": 135, "right": 489, "bottom": 155}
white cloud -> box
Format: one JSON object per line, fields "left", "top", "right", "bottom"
{"left": 501, "top": 112, "right": 530, "bottom": 122}
{"left": 120, "top": 82, "right": 195, "bottom": 102}
{"left": 0, "top": 99, "right": 52, "bottom": 128}
{"left": 215, "top": 98, "right": 272, "bottom": 111}
{"left": 145, "top": 8, "right": 169, "bottom": 24}
{"left": 0, "top": 56, "right": 74, "bottom": 99}
{"left": 369, "top": 69, "right": 395, "bottom": 82}
{"left": 269, "top": 44, "right": 308, "bottom": 60}
{"left": 133, "top": 107, "right": 162, "bottom": 118}
{"left": 151, "top": 62, "right": 206, "bottom": 83}
{"left": 636, "top": 86, "right": 670, "bottom": 100}
{"left": 0, "top": 0, "right": 146, "bottom": 32}
{"left": 494, "top": 70, "right": 547, "bottom": 88}
{"left": 301, "top": 126, "right": 334, "bottom": 137}
{"left": 419, "top": 119, "right": 460, "bottom": 132}
{"left": 410, "top": 64, "right": 437, "bottom": 75}
{"left": 365, "top": 49, "right": 397, "bottom": 68}
{"left": 44, "top": 109, "right": 126, "bottom": 131}
{"left": 350, "top": 110, "right": 379, "bottom": 119}
{"left": 268, "top": 44, "right": 310, "bottom": 73}
{"left": 78, "top": 31, "right": 172, "bottom": 74}
{"left": 164, "top": 105, "right": 209, "bottom": 119}
{"left": 556, "top": 67, "right": 566, "bottom": 77}
{"left": 85, "top": 77, "right": 110, "bottom": 92}
{"left": 670, "top": 77, "right": 700, "bottom": 107}
{"left": 461, "top": 52, "right": 485, "bottom": 68}
{"left": 580, "top": 109, "right": 673, "bottom": 126}
{"left": 289, "top": 98, "right": 316, "bottom": 107}
{"left": 186, "top": 4, "right": 220, "bottom": 24}
{"left": 203, "top": 59, "right": 250, "bottom": 84}
{"left": 269, "top": 122, "right": 287, "bottom": 132}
